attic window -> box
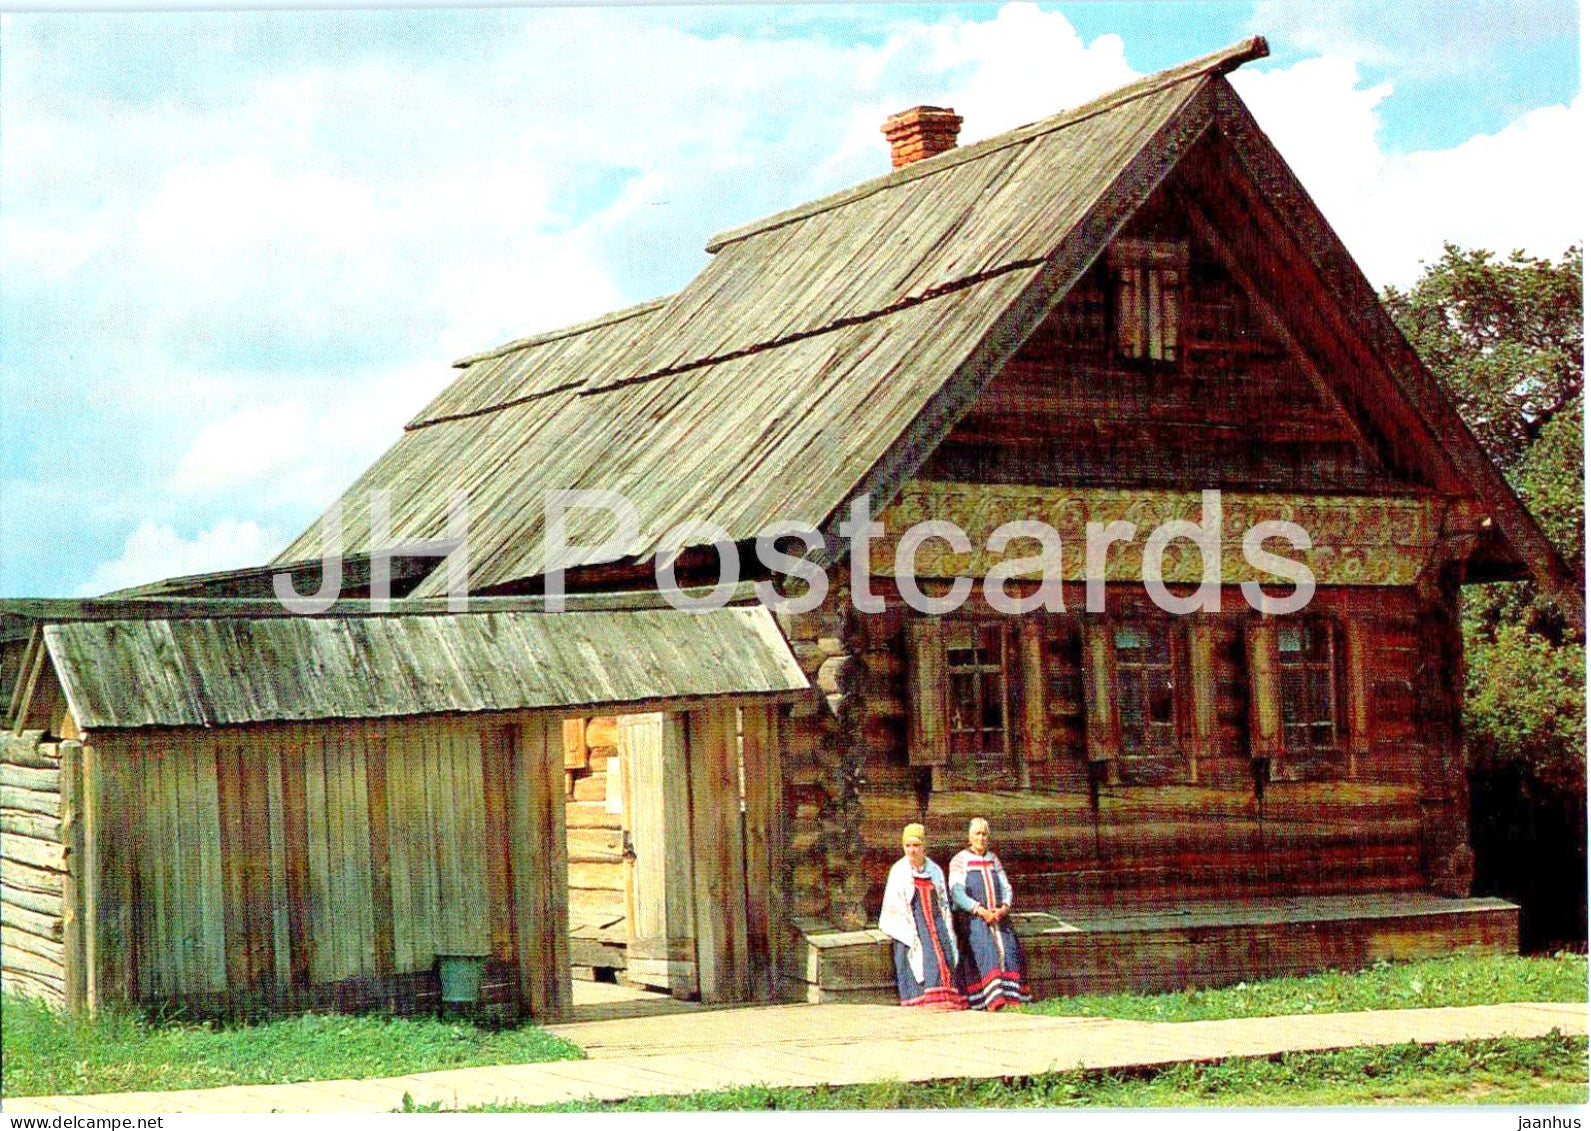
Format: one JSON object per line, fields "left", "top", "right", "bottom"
{"left": 1108, "top": 238, "right": 1187, "bottom": 364}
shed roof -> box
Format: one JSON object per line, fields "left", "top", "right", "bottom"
{"left": 36, "top": 605, "right": 807, "bottom": 730}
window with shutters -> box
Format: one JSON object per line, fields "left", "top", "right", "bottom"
{"left": 1114, "top": 622, "right": 1178, "bottom": 754}
{"left": 1277, "top": 621, "right": 1340, "bottom": 753}
{"left": 1108, "top": 238, "right": 1186, "bottom": 365}
{"left": 946, "top": 622, "right": 1010, "bottom": 762}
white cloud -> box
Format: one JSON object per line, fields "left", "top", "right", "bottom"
{"left": 1233, "top": 59, "right": 1586, "bottom": 287}
{"left": 1, "top": 4, "right": 1583, "bottom": 595}
{"left": 75, "top": 517, "right": 281, "bottom": 596}
{"left": 1251, "top": 0, "right": 1577, "bottom": 78}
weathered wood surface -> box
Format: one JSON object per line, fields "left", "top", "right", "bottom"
{"left": 2, "top": 727, "right": 68, "bottom": 1004}
{"left": 43, "top": 609, "right": 806, "bottom": 730}
{"left": 508, "top": 715, "right": 571, "bottom": 1021}
{"left": 795, "top": 893, "right": 1518, "bottom": 1001}
{"left": 686, "top": 705, "right": 750, "bottom": 1005}
{"left": 623, "top": 713, "right": 697, "bottom": 996}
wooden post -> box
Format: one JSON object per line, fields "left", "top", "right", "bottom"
{"left": 1017, "top": 621, "right": 1049, "bottom": 769}
{"left": 649, "top": 713, "right": 698, "bottom": 998}
{"left": 1081, "top": 620, "right": 1121, "bottom": 783}
{"left": 1343, "top": 618, "right": 1373, "bottom": 778}
{"left": 58, "top": 741, "right": 87, "bottom": 1014}
{"left": 1186, "top": 621, "right": 1219, "bottom": 782}
{"left": 739, "top": 703, "right": 785, "bottom": 1001}
{"left": 82, "top": 741, "right": 134, "bottom": 1010}
{"left": 905, "top": 619, "right": 949, "bottom": 766}
{"left": 1245, "top": 622, "right": 1283, "bottom": 769}
{"left": 507, "top": 715, "right": 570, "bottom": 1021}
{"left": 685, "top": 704, "right": 750, "bottom": 1004}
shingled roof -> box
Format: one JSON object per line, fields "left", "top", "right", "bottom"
{"left": 273, "top": 37, "right": 1582, "bottom": 623}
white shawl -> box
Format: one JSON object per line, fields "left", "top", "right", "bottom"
{"left": 878, "top": 856, "right": 958, "bottom": 983}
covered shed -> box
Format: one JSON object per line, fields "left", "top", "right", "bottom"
{"left": 0, "top": 595, "right": 807, "bottom": 1019}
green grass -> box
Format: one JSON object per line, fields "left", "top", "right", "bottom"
{"left": 1022, "top": 953, "right": 1589, "bottom": 1023}
{"left": 0, "top": 994, "right": 583, "bottom": 1098}
{"left": 415, "top": 1035, "right": 1589, "bottom": 1111}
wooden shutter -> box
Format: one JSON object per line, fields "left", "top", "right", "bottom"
{"left": 1244, "top": 621, "right": 1283, "bottom": 767}
{"left": 906, "top": 618, "right": 949, "bottom": 766}
{"left": 1081, "top": 621, "right": 1121, "bottom": 773}
{"left": 1185, "top": 620, "right": 1219, "bottom": 780}
{"left": 1017, "top": 620, "right": 1048, "bottom": 764}
{"left": 1343, "top": 618, "right": 1372, "bottom": 776}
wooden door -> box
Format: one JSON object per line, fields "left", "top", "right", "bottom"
{"left": 618, "top": 713, "right": 696, "bottom": 995}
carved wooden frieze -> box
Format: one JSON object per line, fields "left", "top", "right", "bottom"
{"left": 871, "top": 481, "right": 1479, "bottom": 585}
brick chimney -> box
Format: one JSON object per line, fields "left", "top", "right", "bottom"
{"left": 881, "top": 105, "right": 963, "bottom": 169}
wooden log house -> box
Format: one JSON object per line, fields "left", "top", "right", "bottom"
{"left": 3, "top": 38, "right": 1580, "bottom": 1016}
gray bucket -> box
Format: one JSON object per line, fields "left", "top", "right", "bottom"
{"left": 437, "top": 954, "right": 488, "bottom": 1005}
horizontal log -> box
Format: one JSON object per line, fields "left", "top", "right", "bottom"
{"left": 568, "top": 861, "right": 626, "bottom": 892}
{"left": 568, "top": 828, "right": 623, "bottom": 862}
{"left": 566, "top": 801, "right": 620, "bottom": 829}
{"left": 2, "top": 921, "right": 66, "bottom": 963}
{"left": 0, "top": 784, "right": 60, "bottom": 818}
{"left": 1, "top": 882, "right": 62, "bottom": 918}
{"left": 1, "top": 833, "right": 65, "bottom": 873}
{"left": 2, "top": 967, "right": 67, "bottom": 1007}
{"left": 1, "top": 784, "right": 65, "bottom": 829}
{"left": 1, "top": 898, "right": 62, "bottom": 941}
{"left": 1, "top": 732, "right": 60, "bottom": 769}
{"left": 584, "top": 718, "right": 620, "bottom": 749}
{"left": 1, "top": 857, "right": 64, "bottom": 896}
{"left": 2, "top": 941, "right": 66, "bottom": 984}
{"left": 0, "top": 763, "right": 60, "bottom": 793}
{"left": 1, "top": 809, "right": 61, "bottom": 842}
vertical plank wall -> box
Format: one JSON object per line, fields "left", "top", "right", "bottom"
{"left": 80, "top": 713, "right": 569, "bottom": 1018}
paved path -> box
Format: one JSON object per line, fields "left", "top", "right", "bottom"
{"left": 4, "top": 1001, "right": 1584, "bottom": 1114}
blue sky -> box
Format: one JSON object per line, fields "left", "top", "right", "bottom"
{"left": 0, "top": 1, "right": 1582, "bottom": 596}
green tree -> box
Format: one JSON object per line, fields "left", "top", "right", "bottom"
{"left": 1386, "top": 244, "right": 1585, "bottom": 945}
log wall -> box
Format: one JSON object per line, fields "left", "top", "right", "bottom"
{"left": 1, "top": 730, "right": 69, "bottom": 1006}
{"left": 74, "top": 713, "right": 569, "bottom": 1020}
{"left": 779, "top": 581, "right": 1472, "bottom": 935}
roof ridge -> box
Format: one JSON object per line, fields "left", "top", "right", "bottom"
{"left": 449, "top": 294, "right": 673, "bottom": 369}
{"left": 704, "top": 35, "right": 1268, "bottom": 254}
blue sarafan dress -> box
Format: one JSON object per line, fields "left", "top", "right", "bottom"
{"left": 949, "top": 850, "right": 1032, "bottom": 1010}
{"left": 878, "top": 857, "right": 968, "bottom": 1010}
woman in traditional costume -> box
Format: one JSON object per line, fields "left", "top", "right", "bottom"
{"left": 878, "top": 823, "right": 967, "bottom": 1010}
{"left": 949, "top": 817, "right": 1031, "bottom": 1010}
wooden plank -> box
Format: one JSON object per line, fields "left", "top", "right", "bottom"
{"left": 1343, "top": 618, "right": 1372, "bottom": 777}
{"left": 455, "top": 722, "right": 491, "bottom": 957}
{"left": 384, "top": 725, "right": 416, "bottom": 973}
{"left": 480, "top": 724, "right": 517, "bottom": 967}
{"left": 1018, "top": 620, "right": 1048, "bottom": 765}
{"left": 364, "top": 723, "right": 395, "bottom": 977}
{"left": 1245, "top": 622, "right": 1283, "bottom": 764}
{"left": 740, "top": 703, "right": 784, "bottom": 1000}
{"left": 686, "top": 704, "right": 750, "bottom": 1004}
{"left": 303, "top": 726, "right": 332, "bottom": 983}
{"left": 215, "top": 735, "right": 248, "bottom": 993}
{"left": 905, "top": 619, "right": 948, "bottom": 765}
{"left": 1081, "top": 620, "right": 1122, "bottom": 780}
{"left": 0, "top": 809, "right": 60, "bottom": 840}
{"left": 347, "top": 725, "right": 378, "bottom": 977}
{"left": 241, "top": 731, "right": 274, "bottom": 990}
{"left": 262, "top": 737, "right": 291, "bottom": 987}
{"left": 507, "top": 715, "right": 569, "bottom": 1020}
{"left": 82, "top": 741, "right": 134, "bottom": 1009}
{"left": 1187, "top": 620, "right": 1219, "bottom": 781}
{"left": 280, "top": 726, "right": 311, "bottom": 991}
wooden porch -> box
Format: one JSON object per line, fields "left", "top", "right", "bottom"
{"left": 792, "top": 892, "right": 1520, "bottom": 1003}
